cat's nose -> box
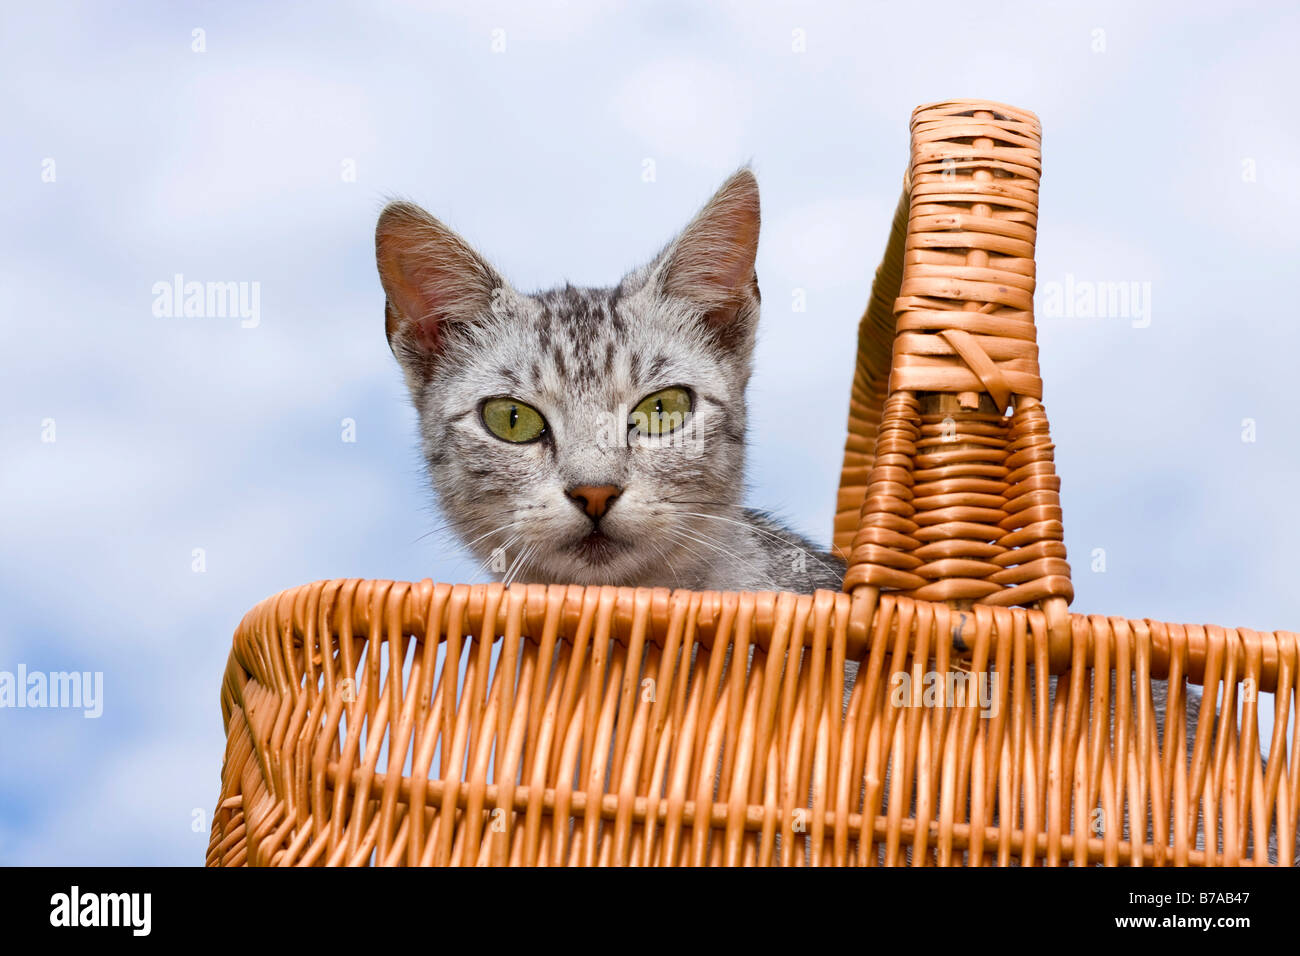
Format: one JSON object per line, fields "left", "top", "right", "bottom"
{"left": 566, "top": 484, "right": 622, "bottom": 520}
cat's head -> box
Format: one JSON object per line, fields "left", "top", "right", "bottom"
{"left": 376, "top": 170, "right": 761, "bottom": 587}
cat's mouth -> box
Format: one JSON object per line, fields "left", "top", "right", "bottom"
{"left": 569, "top": 530, "right": 624, "bottom": 562}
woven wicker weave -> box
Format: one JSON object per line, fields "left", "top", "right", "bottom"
{"left": 208, "top": 100, "right": 1299, "bottom": 867}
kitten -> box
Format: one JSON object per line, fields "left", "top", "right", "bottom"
{"left": 376, "top": 169, "right": 843, "bottom": 596}
{"left": 375, "top": 172, "right": 1288, "bottom": 864}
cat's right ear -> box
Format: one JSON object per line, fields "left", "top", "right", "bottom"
{"left": 375, "top": 201, "right": 503, "bottom": 373}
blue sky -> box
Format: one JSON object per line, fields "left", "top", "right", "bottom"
{"left": 2, "top": 0, "right": 1297, "bottom": 864}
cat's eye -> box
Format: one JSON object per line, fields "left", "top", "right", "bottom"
{"left": 630, "top": 387, "right": 692, "bottom": 436}
{"left": 481, "top": 397, "right": 547, "bottom": 443}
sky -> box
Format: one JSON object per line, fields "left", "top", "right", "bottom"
{"left": 1, "top": 0, "right": 1298, "bottom": 865}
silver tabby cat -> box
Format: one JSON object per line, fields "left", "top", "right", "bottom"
{"left": 374, "top": 171, "right": 1295, "bottom": 862}
{"left": 376, "top": 169, "right": 842, "bottom": 594}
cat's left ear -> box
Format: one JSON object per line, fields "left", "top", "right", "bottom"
{"left": 649, "top": 168, "right": 761, "bottom": 347}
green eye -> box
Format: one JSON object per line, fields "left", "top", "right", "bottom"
{"left": 482, "top": 397, "right": 547, "bottom": 443}
{"left": 630, "top": 387, "right": 692, "bottom": 436}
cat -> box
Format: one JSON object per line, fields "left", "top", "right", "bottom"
{"left": 376, "top": 168, "right": 843, "bottom": 596}
{"left": 374, "top": 171, "right": 1294, "bottom": 865}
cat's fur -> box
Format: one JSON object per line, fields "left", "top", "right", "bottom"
{"left": 375, "top": 171, "right": 1295, "bottom": 864}
{"left": 376, "top": 169, "right": 843, "bottom": 594}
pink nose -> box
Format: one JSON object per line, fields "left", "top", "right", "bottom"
{"left": 566, "top": 484, "right": 622, "bottom": 519}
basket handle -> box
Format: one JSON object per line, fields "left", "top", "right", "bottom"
{"left": 832, "top": 183, "right": 909, "bottom": 560}
{"left": 834, "top": 99, "right": 1072, "bottom": 642}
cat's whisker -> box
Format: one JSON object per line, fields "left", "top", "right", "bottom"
{"left": 505, "top": 544, "right": 534, "bottom": 587}
{"left": 503, "top": 540, "right": 542, "bottom": 588}
{"left": 669, "top": 510, "right": 843, "bottom": 576}
{"left": 428, "top": 504, "right": 541, "bottom": 555}
{"left": 469, "top": 528, "right": 525, "bottom": 581}
{"left": 668, "top": 525, "right": 783, "bottom": 591}
{"left": 644, "top": 537, "right": 684, "bottom": 589}
{"left": 501, "top": 550, "right": 522, "bottom": 587}
{"left": 410, "top": 527, "right": 447, "bottom": 546}
{"left": 409, "top": 515, "right": 466, "bottom": 546}
{"left": 656, "top": 512, "right": 736, "bottom": 552}
{"left": 658, "top": 498, "right": 734, "bottom": 507}
{"left": 463, "top": 521, "right": 518, "bottom": 551}
{"left": 520, "top": 543, "right": 541, "bottom": 583}
{"left": 662, "top": 526, "right": 733, "bottom": 565}
{"left": 651, "top": 533, "right": 691, "bottom": 590}
{"left": 658, "top": 532, "right": 710, "bottom": 577}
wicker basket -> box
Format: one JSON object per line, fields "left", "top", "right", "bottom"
{"left": 208, "top": 100, "right": 1299, "bottom": 867}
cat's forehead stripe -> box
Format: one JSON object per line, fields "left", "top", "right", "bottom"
{"left": 526, "top": 285, "right": 630, "bottom": 388}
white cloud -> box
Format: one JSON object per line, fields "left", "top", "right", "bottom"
{"left": 610, "top": 58, "right": 754, "bottom": 168}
